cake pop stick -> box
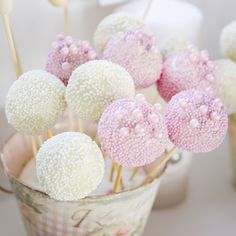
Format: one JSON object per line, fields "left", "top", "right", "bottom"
{"left": 143, "top": 146, "right": 177, "bottom": 184}
{"left": 129, "top": 167, "right": 140, "bottom": 181}
{"left": 109, "top": 163, "right": 116, "bottom": 182}
{"left": 47, "top": 130, "right": 53, "bottom": 138}
{"left": 143, "top": 0, "right": 154, "bottom": 20}
{"left": 113, "top": 165, "right": 123, "bottom": 193}
{"left": 0, "top": 0, "right": 22, "bottom": 77}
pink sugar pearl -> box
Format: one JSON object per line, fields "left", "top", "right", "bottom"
{"left": 98, "top": 94, "right": 168, "bottom": 168}
{"left": 157, "top": 47, "right": 217, "bottom": 102}
{"left": 46, "top": 34, "right": 98, "bottom": 86}
{"left": 103, "top": 28, "right": 163, "bottom": 89}
{"left": 165, "top": 89, "right": 228, "bottom": 153}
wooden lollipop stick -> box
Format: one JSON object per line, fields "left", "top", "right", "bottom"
{"left": 1, "top": 14, "right": 22, "bottom": 77}
{"left": 113, "top": 165, "right": 123, "bottom": 193}
{"left": 109, "top": 163, "right": 116, "bottom": 182}
{"left": 129, "top": 167, "right": 140, "bottom": 181}
{"left": 120, "top": 178, "right": 125, "bottom": 191}
{"left": 143, "top": 0, "right": 154, "bottom": 20}
{"left": 47, "top": 130, "right": 54, "bottom": 138}
{"left": 63, "top": 3, "right": 69, "bottom": 35}
{"left": 142, "top": 146, "right": 177, "bottom": 184}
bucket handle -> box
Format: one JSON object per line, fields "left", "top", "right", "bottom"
{"left": 0, "top": 152, "right": 12, "bottom": 194}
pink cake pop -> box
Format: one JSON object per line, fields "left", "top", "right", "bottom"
{"left": 46, "top": 34, "right": 98, "bottom": 86}
{"left": 165, "top": 89, "right": 228, "bottom": 153}
{"left": 103, "top": 28, "right": 163, "bottom": 89}
{"left": 98, "top": 94, "right": 168, "bottom": 167}
{"left": 157, "top": 47, "right": 217, "bottom": 102}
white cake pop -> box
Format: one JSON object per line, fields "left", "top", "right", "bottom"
{"left": 160, "top": 37, "right": 196, "bottom": 59}
{"left": 5, "top": 70, "right": 66, "bottom": 135}
{"left": 36, "top": 132, "right": 104, "bottom": 201}
{"left": 66, "top": 60, "right": 135, "bottom": 122}
{"left": 214, "top": 59, "right": 236, "bottom": 115}
{"left": 94, "top": 13, "right": 146, "bottom": 54}
{"left": 220, "top": 20, "right": 236, "bottom": 61}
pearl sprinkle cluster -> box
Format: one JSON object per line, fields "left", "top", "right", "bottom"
{"left": 103, "top": 28, "right": 163, "bottom": 89}
{"left": 98, "top": 94, "right": 168, "bottom": 167}
{"left": 46, "top": 34, "right": 98, "bottom": 86}
{"left": 157, "top": 46, "right": 217, "bottom": 101}
{"left": 165, "top": 89, "right": 228, "bottom": 153}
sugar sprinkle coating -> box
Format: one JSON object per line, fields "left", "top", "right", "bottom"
{"left": 94, "top": 13, "right": 146, "bottom": 55}
{"left": 36, "top": 132, "right": 104, "bottom": 201}
{"left": 46, "top": 34, "right": 98, "bottom": 86}
{"left": 103, "top": 28, "right": 163, "bottom": 89}
{"left": 214, "top": 59, "right": 236, "bottom": 115}
{"left": 157, "top": 47, "right": 217, "bottom": 102}
{"left": 165, "top": 89, "right": 228, "bottom": 153}
{"left": 66, "top": 60, "right": 135, "bottom": 122}
{"left": 98, "top": 94, "right": 168, "bottom": 167}
{"left": 160, "top": 36, "right": 196, "bottom": 60}
{"left": 5, "top": 70, "right": 66, "bottom": 135}
{"left": 220, "top": 20, "right": 236, "bottom": 61}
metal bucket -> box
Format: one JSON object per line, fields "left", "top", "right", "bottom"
{"left": 1, "top": 121, "right": 161, "bottom": 236}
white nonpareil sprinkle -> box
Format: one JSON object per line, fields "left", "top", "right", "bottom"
{"left": 66, "top": 60, "right": 135, "bottom": 122}
{"left": 36, "top": 132, "right": 105, "bottom": 201}
{"left": 5, "top": 70, "right": 66, "bottom": 135}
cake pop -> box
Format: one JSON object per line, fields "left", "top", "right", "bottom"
{"left": 103, "top": 28, "right": 162, "bottom": 89}
{"left": 98, "top": 94, "right": 168, "bottom": 167}
{"left": 214, "top": 59, "right": 236, "bottom": 115}
{"left": 160, "top": 36, "right": 195, "bottom": 60}
{"left": 157, "top": 47, "right": 216, "bottom": 102}
{"left": 220, "top": 20, "right": 236, "bottom": 61}
{"left": 46, "top": 34, "right": 97, "bottom": 86}
{"left": 165, "top": 89, "right": 228, "bottom": 153}
{"left": 36, "top": 132, "right": 104, "bottom": 201}
{"left": 5, "top": 70, "right": 66, "bottom": 135}
{"left": 94, "top": 13, "right": 146, "bottom": 54}
{"left": 66, "top": 60, "right": 135, "bottom": 122}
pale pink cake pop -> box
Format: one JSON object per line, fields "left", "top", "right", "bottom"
{"left": 98, "top": 94, "right": 168, "bottom": 167}
{"left": 103, "top": 28, "right": 163, "bottom": 89}
{"left": 165, "top": 89, "right": 228, "bottom": 153}
{"left": 46, "top": 34, "right": 98, "bottom": 86}
{"left": 157, "top": 47, "right": 217, "bottom": 102}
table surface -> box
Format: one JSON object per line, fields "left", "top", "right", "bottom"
{"left": 0, "top": 137, "right": 236, "bottom": 236}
